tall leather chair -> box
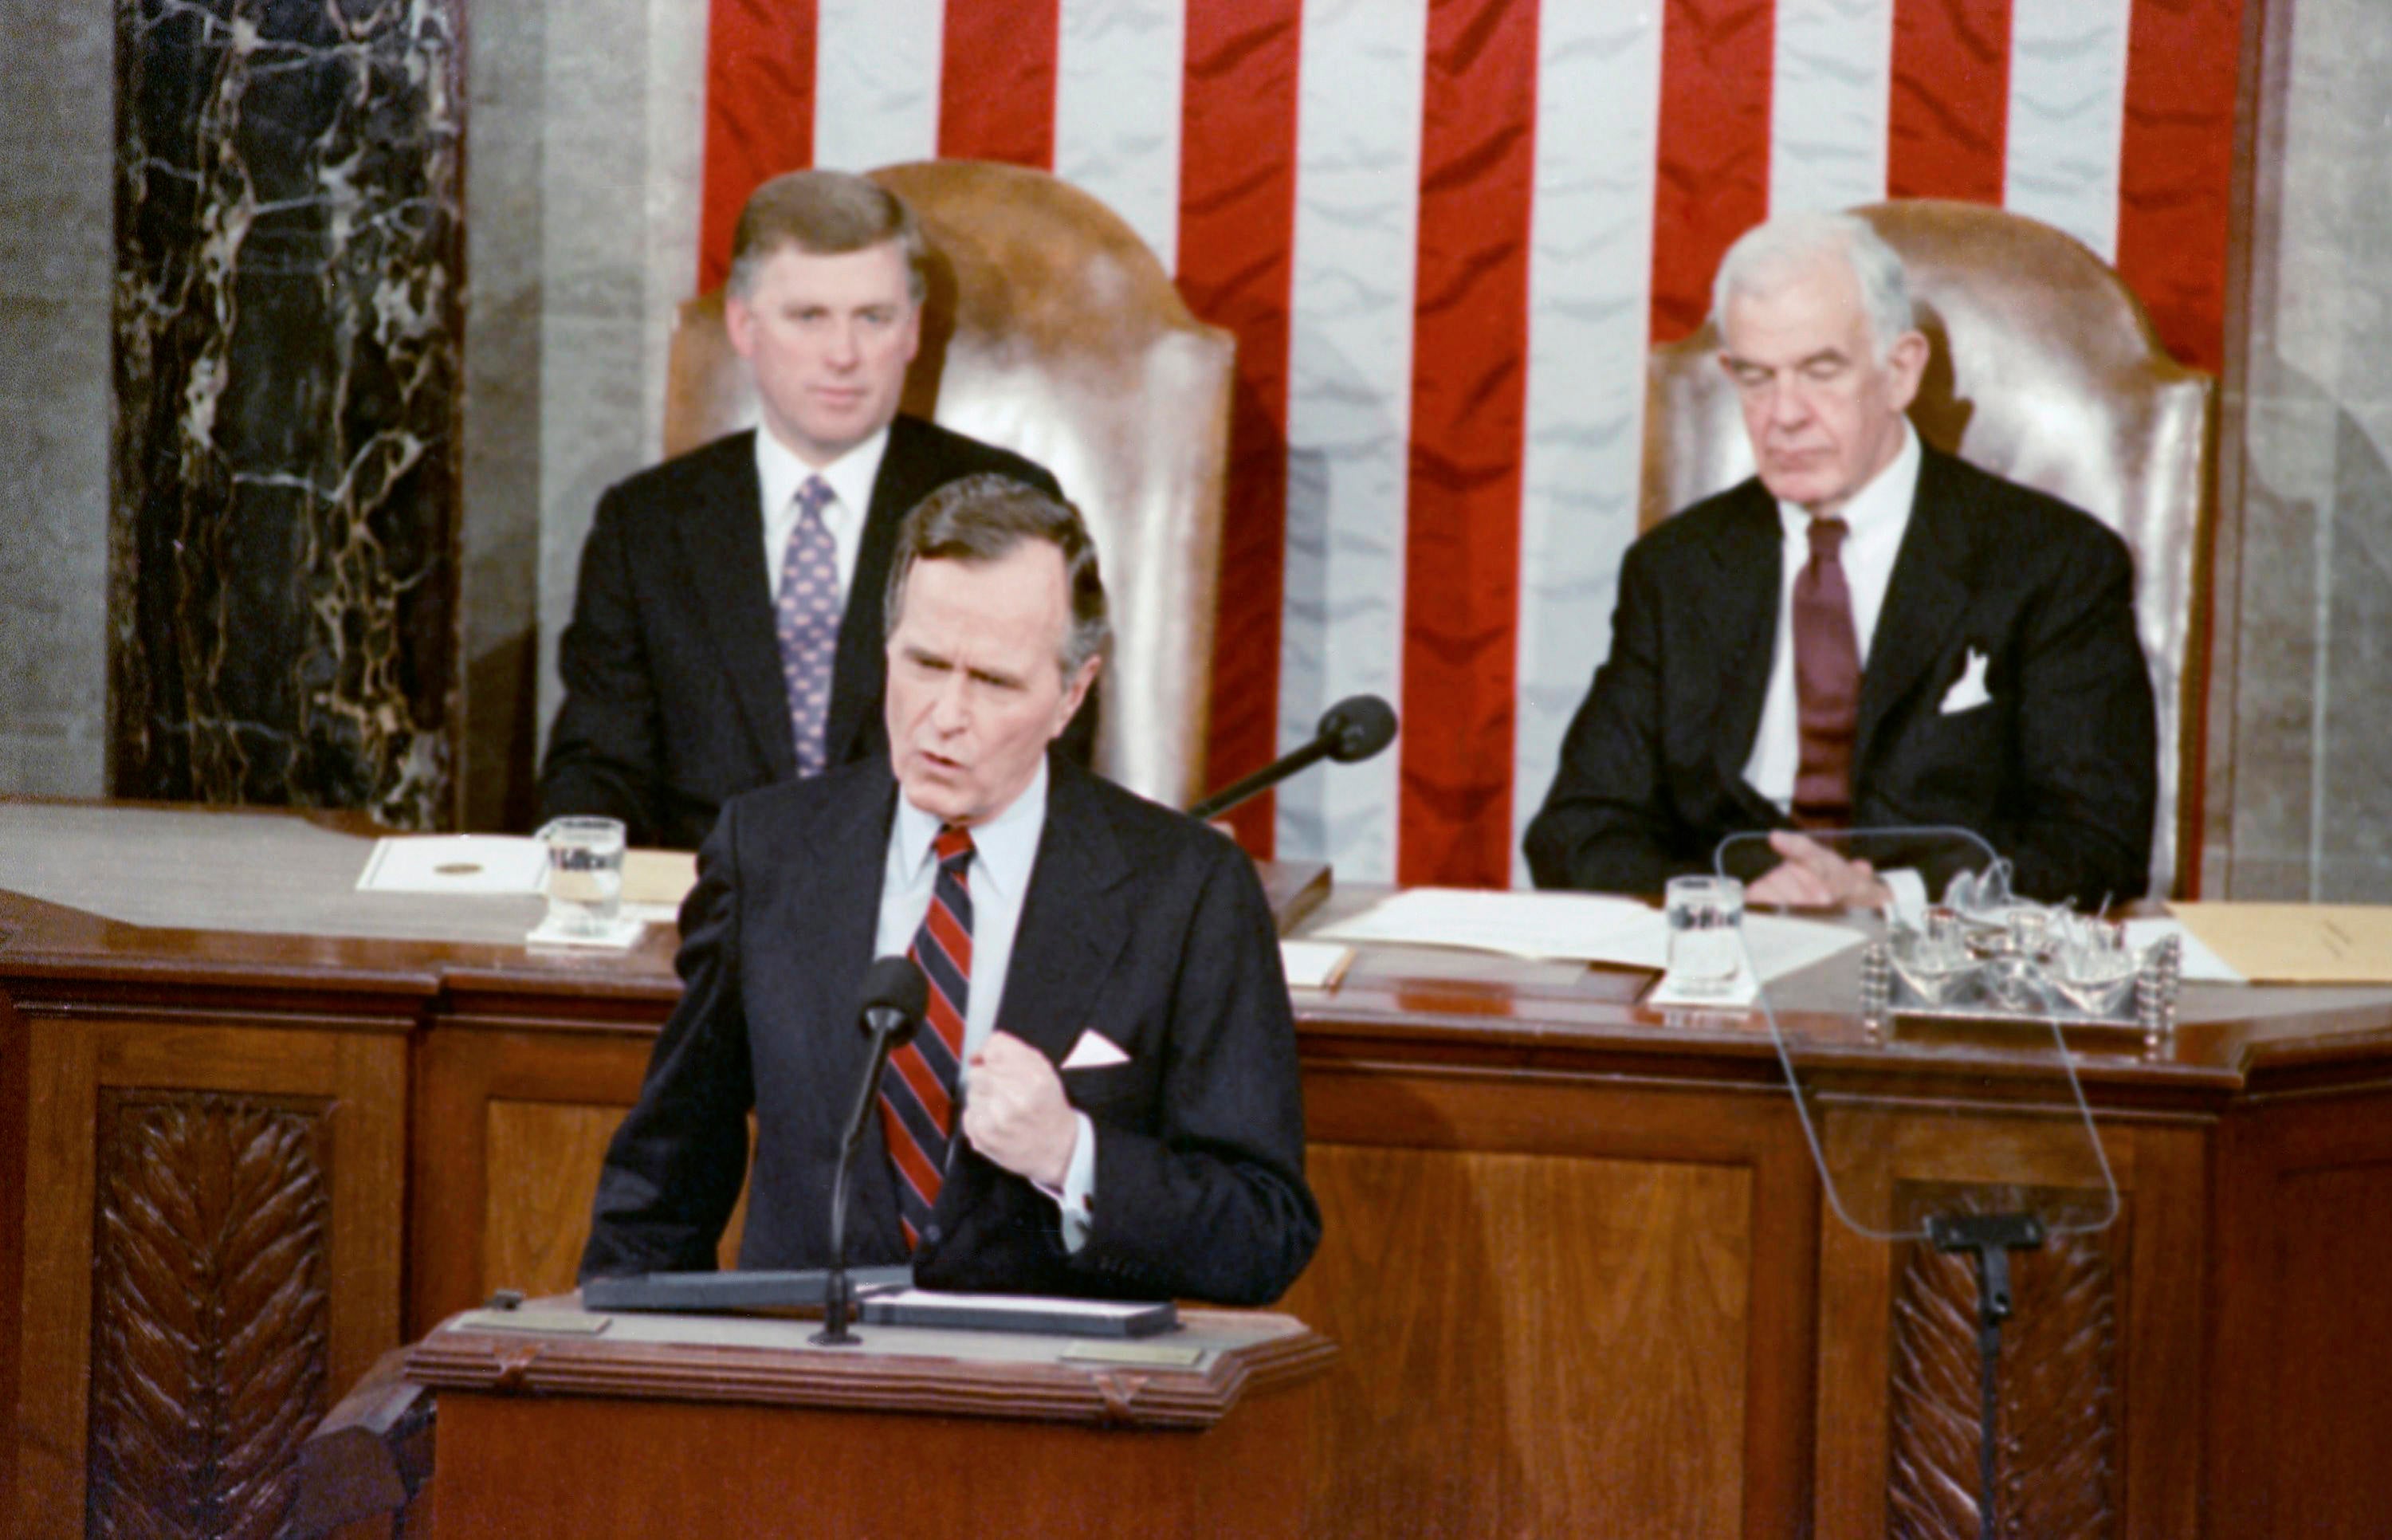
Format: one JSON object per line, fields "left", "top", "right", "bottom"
{"left": 664, "top": 160, "right": 1233, "bottom": 809}
{"left": 1640, "top": 199, "right": 2214, "bottom": 898}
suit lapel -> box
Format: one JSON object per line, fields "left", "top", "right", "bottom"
{"left": 1856, "top": 449, "right": 1977, "bottom": 774}
{"left": 789, "top": 764, "right": 907, "bottom": 1259}
{"left": 678, "top": 433, "right": 797, "bottom": 781}
{"left": 992, "top": 759, "right": 1133, "bottom": 1067}
{"left": 1703, "top": 486, "right": 1786, "bottom": 817}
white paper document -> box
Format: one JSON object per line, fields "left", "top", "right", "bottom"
{"left": 1278, "top": 940, "right": 1354, "bottom": 990}
{"left": 2121, "top": 917, "right": 2246, "bottom": 984}
{"left": 1310, "top": 886, "right": 1864, "bottom": 984}
{"left": 355, "top": 835, "right": 547, "bottom": 895}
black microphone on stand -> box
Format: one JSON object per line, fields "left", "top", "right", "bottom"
{"left": 812, "top": 955, "right": 927, "bottom": 1347}
{"left": 1187, "top": 693, "right": 1400, "bottom": 822}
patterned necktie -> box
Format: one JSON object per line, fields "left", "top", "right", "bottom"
{"left": 879, "top": 825, "right": 975, "bottom": 1250}
{"left": 775, "top": 475, "right": 840, "bottom": 776}
{"left": 1792, "top": 516, "right": 1861, "bottom": 827}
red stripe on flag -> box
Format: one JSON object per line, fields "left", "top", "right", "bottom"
{"left": 938, "top": 0, "right": 1060, "bottom": 167}
{"left": 1889, "top": 0, "right": 2011, "bottom": 204}
{"left": 2115, "top": 0, "right": 2245, "bottom": 375}
{"left": 699, "top": 0, "right": 819, "bottom": 293}
{"left": 1400, "top": 0, "right": 1538, "bottom": 887}
{"left": 1652, "top": 0, "right": 1775, "bottom": 341}
{"left": 1176, "top": 0, "right": 1303, "bottom": 858}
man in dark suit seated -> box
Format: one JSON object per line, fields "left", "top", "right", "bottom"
{"left": 580, "top": 475, "right": 1320, "bottom": 1305}
{"left": 539, "top": 169, "right": 1076, "bottom": 850}
{"left": 1525, "top": 211, "right": 2156, "bottom": 908}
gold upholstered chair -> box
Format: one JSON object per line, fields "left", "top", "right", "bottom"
{"left": 1640, "top": 199, "right": 2215, "bottom": 898}
{"left": 664, "top": 159, "right": 1234, "bottom": 809}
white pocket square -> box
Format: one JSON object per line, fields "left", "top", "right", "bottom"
{"left": 1939, "top": 648, "right": 1993, "bottom": 714}
{"left": 1060, "top": 1029, "right": 1131, "bottom": 1070}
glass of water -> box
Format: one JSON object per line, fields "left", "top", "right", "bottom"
{"left": 1663, "top": 874, "right": 1746, "bottom": 996}
{"left": 538, "top": 816, "right": 626, "bottom": 936}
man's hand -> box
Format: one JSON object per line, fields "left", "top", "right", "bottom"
{"left": 960, "top": 1030, "right": 1079, "bottom": 1189}
{"left": 1746, "top": 831, "right": 1892, "bottom": 909}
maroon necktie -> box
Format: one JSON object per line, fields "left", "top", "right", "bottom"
{"left": 878, "top": 826, "right": 974, "bottom": 1250}
{"left": 1792, "top": 517, "right": 1860, "bottom": 827}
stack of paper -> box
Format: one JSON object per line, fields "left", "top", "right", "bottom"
{"left": 1309, "top": 886, "right": 1864, "bottom": 984}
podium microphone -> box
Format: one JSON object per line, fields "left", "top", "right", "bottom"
{"left": 814, "top": 955, "right": 927, "bottom": 1347}
{"left": 1187, "top": 694, "right": 1399, "bottom": 823}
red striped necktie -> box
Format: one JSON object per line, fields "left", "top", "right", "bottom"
{"left": 879, "top": 824, "right": 974, "bottom": 1250}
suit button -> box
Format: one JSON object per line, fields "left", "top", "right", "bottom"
{"left": 924, "top": 1223, "right": 943, "bottom": 1245}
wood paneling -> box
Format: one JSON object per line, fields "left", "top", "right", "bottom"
{"left": 8, "top": 854, "right": 2392, "bottom": 1534}
{"left": 1884, "top": 1185, "right": 2120, "bottom": 1539}
{"left": 410, "top": 1027, "right": 650, "bottom": 1334}
{"left": 87, "top": 1091, "right": 333, "bottom": 1539}
{"left": 2270, "top": 1160, "right": 2392, "bottom": 1538}
{"left": 1813, "top": 1110, "right": 2204, "bottom": 1540}
{"left": 414, "top": 1031, "right": 748, "bottom": 1330}
{"left": 482, "top": 1100, "right": 625, "bottom": 1300}
{"left": 432, "top": 1382, "right": 1317, "bottom": 1539}
{"left": 8, "top": 1015, "right": 405, "bottom": 1540}
{"left": 1286, "top": 1065, "right": 1818, "bottom": 1538}
{"left": 2211, "top": 1087, "right": 2392, "bottom": 1540}
{"left": 480, "top": 1100, "right": 756, "bottom": 1299}
{"left": 1289, "top": 1142, "right": 1752, "bottom": 1538}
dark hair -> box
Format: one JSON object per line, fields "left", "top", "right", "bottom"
{"left": 727, "top": 170, "right": 928, "bottom": 304}
{"left": 884, "top": 474, "right": 1111, "bottom": 677}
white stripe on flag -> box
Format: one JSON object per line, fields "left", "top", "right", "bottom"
{"left": 815, "top": 0, "right": 946, "bottom": 172}
{"left": 2005, "top": 0, "right": 2132, "bottom": 261}
{"left": 1278, "top": 0, "right": 1428, "bottom": 882}
{"left": 1769, "top": 0, "right": 1895, "bottom": 217}
{"left": 1054, "top": 0, "right": 1185, "bottom": 273}
{"left": 1513, "top": 10, "right": 1667, "bottom": 886}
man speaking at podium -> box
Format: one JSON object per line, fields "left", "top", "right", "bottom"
{"left": 581, "top": 475, "right": 1319, "bottom": 1306}
{"left": 1525, "top": 211, "right": 2156, "bottom": 908}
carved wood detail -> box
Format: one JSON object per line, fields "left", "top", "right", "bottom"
{"left": 84, "top": 1090, "right": 333, "bottom": 1539}
{"left": 1887, "top": 1183, "right": 2122, "bottom": 1539}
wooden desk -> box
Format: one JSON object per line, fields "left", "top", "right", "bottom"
{"left": 403, "top": 1302, "right": 1333, "bottom": 1539}
{"left": 6, "top": 866, "right": 2392, "bottom": 1537}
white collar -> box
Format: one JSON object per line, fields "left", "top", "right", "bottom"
{"left": 892, "top": 755, "right": 1049, "bottom": 907}
{"left": 755, "top": 422, "right": 893, "bottom": 523}
{"left": 1774, "top": 418, "right": 1920, "bottom": 541}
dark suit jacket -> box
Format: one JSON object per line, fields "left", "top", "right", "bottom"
{"left": 539, "top": 418, "right": 1074, "bottom": 850}
{"left": 579, "top": 753, "right": 1322, "bottom": 1306}
{"left": 1523, "top": 448, "right": 2157, "bottom": 904}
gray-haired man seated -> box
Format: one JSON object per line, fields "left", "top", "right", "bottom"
{"left": 1526, "top": 211, "right": 2156, "bottom": 907}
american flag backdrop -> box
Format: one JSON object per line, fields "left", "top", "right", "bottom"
{"left": 697, "top": 0, "right": 2247, "bottom": 889}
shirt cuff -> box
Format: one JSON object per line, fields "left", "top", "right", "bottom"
{"left": 1880, "top": 867, "right": 1930, "bottom": 926}
{"left": 1034, "top": 1111, "right": 1098, "bottom": 1253}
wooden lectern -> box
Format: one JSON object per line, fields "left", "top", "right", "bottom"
{"left": 301, "top": 1298, "right": 1335, "bottom": 1538}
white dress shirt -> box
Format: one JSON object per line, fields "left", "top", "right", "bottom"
{"left": 1740, "top": 422, "right": 1930, "bottom": 913}
{"left": 873, "top": 758, "right": 1100, "bottom": 1247}
{"left": 755, "top": 425, "right": 890, "bottom": 603}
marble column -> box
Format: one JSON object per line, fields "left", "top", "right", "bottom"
{"left": 2211, "top": 0, "right": 2392, "bottom": 900}
{"left": 111, "top": 0, "right": 464, "bottom": 827}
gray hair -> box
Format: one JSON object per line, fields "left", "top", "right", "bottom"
{"left": 727, "top": 169, "right": 929, "bottom": 306}
{"left": 1711, "top": 211, "right": 1916, "bottom": 362}
{"left": 883, "top": 474, "right": 1113, "bottom": 678}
